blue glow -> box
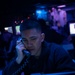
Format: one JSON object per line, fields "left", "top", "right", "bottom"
{"left": 36, "top": 9, "right": 47, "bottom": 20}
{"left": 36, "top": 10, "right": 41, "bottom": 14}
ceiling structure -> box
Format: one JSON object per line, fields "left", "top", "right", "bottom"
{"left": 0, "top": 0, "right": 75, "bottom": 28}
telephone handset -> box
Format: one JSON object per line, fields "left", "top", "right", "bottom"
{"left": 17, "top": 37, "right": 31, "bottom": 57}
{"left": 22, "top": 49, "right": 31, "bottom": 58}
{"left": 11, "top": 37, "right": 31, "bottom": 75}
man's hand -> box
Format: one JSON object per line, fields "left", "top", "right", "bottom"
{"left": 16, "top": 39, "right": 26, "bottom": 64}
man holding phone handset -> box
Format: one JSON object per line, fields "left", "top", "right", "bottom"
{"left": 3, "top": 19, "right": 75, "bottom": 75}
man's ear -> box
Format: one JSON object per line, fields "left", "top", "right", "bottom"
{"left": 41, "top": 33, "right": 45, "bottom": 42}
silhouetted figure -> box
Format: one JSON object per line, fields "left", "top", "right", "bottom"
{"left": 38, "top": 19, "right": 64, "bottom": 44}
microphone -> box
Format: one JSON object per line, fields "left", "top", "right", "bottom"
{"left": 22, "top": 50, "right": 31, "bottom": 58}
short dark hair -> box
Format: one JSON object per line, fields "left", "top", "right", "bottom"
{"left": 20, "top": 19, "right": 42, "bottom": 32}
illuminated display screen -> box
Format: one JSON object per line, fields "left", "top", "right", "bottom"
{"left": 15, "top": 25, "right": 20, "bottom": 35}
{"left": 69, "top": 23, "right": 75, "bottom": 36}
{"left": 4, "top": 26, "right": 13, "bottom": 33}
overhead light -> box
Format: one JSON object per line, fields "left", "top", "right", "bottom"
{"left": 57, "top": 5, "right": 66, "bottom": 8}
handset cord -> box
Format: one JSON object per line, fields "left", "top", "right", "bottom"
{"left": 12, "top": 57, "right": 29, "bottom": 75}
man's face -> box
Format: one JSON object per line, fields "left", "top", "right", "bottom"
{"left": 21, "top": 29, "right": 45, "bottom": 56}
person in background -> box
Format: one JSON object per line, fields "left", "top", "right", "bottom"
{"left": 51, "top": 7, "right": 59, "bottom": 26}
{"left": 3, "top": 19, "right": 75, "bottom": 75}
{"left": 58, "top": 8, "right": 67, "bottom": 27}
{"left": 38, "top": 19, "right": 64, "bottom": 44}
